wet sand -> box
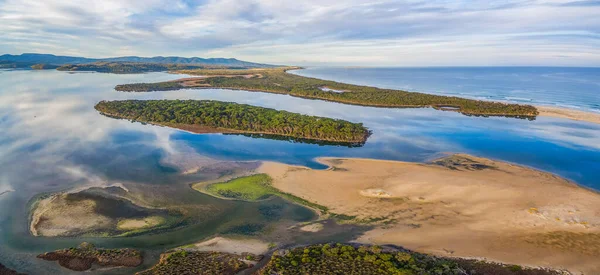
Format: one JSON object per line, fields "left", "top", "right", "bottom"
{"left": 537, "top": 105, "right": 600, "bottom": 124}
{"left": 258, "top": 154, "right": 600, "bottom": 274}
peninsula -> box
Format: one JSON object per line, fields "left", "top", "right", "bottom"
{"left": 114, "top": 67, "right": 539, "bottom": 118}
{"left": 94, "top": 100, "right": 371, "bottom": 144}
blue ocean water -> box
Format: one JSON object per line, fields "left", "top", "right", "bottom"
{"left": 291, "top": 67, "right": 600, "bottom": 113}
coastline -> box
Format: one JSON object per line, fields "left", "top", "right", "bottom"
{"left": 288, "top": 67, "right": 600, "bottom": 125}
{"left": 536, "top": 105, "right": 600, "bottom": 124}
{"left": 257, "top": 154, "right": 600, "bottom": 274}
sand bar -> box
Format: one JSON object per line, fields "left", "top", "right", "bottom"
{"left": 258, "top": 154, "right": 600, "bottom": 274}
{"left": 537, "top": 105, "right": 600, "bottom": 124}
{"left": 180, "top": 236, "right": 269, "bottom": 255}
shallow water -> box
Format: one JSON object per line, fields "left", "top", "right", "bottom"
{"left": 0, "top": 68, "right": 599, "bottom": 273}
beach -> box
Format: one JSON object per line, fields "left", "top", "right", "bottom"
{"left": 258, "top": 154, "right": 600, "bottom": 274}
{"left": 537, "top": 105, "right": 600, "bottom": 124}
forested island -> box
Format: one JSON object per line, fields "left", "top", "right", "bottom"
{"left": 115, "top": 67, "right": 539, "bottom": 118}
{"left": 94, "top": 100, "right": 370, "bottom": 144}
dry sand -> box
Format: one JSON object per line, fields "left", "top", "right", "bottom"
{"left": 117, "top": 216, "right": 165, "bottom": 231}
{"left": 258, "top": 154, "right": 600, "bottom": 274}
{"left": 181, "top": 236, "right": 269, "bottom": 255}
{"left": 537, "top": 106, "right": 600, "bottom": 124}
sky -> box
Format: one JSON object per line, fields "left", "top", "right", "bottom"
{"left": 0, "top": 0, "right": 599, "bottom": 66}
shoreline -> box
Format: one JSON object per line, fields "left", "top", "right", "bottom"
{"left": 536, "top": 105, "right": 600, "bottom": 124}
{"left": 257, "top": 154, "right": 600, "bottom": 274}
{"left": 96, "top": 106, "right": 370, "bottom": 145}
{"left": 288, "top": 67, "right": 600, "bottom": 125}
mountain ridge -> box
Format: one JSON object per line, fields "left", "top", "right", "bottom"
{"left": 0, "top": 53, "right": 274, "bottom": 68}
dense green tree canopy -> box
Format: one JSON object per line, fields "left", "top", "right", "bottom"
{"left": 115, "top": 68, "right": 539, "bottom": 118}
{"left": 95, "top": 100, "right": 370, "bottom": 143}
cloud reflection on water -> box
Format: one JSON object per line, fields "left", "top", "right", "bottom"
{"left": 0, "top": 70, "right": 598, "bottom": 195}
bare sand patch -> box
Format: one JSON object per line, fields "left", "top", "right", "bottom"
{"left": 299, "top": 223, "right": 324, "bottom": 232}
{"left": 359, "top": 188, "right": 392, "bottom": 198}
{"left": 117, "top": 216, "right": 165, "bottom": 231}
{"left": 537, "top": 105, "right": 600, "bottom": 124}
{"left": 258, "top": 154, "right": 600, "bottom": 274}
{"left": 182, "top": 236, "right": 269, "bottom": 255}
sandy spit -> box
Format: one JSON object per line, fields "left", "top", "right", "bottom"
{"left": 258, "top": 154, "right": 600, "bottom": 274}
{"left": 537, "top": 105, "right": 600, "bottom": 124}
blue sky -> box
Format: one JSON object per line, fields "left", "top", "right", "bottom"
{"left": 0, "top": 0, "right": 599, "bottom": 66}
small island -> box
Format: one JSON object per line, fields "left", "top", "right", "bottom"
{"left": 37, "top": 242, "right": 142, "bottom": 271}
{"left": 95, "top": 100, "right": 371, "bottom": 144}
{"left": 114, "top": 67, "right": 539, "bottom": 118}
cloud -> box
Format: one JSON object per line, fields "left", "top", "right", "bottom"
{"left": 0, "top": 0, "right": 598, "bottom": 65}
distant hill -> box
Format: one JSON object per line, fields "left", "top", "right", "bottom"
{"left": 0, "top": 53, "right": 275, "bottom": 68}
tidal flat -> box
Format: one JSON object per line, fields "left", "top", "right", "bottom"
{"left": 258, "top": 154, "right": 600, "bottom": 274}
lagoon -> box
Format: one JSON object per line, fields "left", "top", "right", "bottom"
{"left": 0, "top": 68, "right": 599, "bottom": 273}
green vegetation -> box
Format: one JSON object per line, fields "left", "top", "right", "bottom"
{"left": 204, "top": 174, "right": 328, "bottom": 213}
{"left": 56, "top": 62, "right": 247, "bottom": 74}
{"left": 207, "top": 174, "right": 274, "bottom": 201}
{"left": 260, "top": 244, "right": 564, "bottom": 275}
{"left": 116, "top": 81, "right": 184, "bottom": 91}
{"left": 31, "top": 64, "right": 59, "bottom": 70}
{"left": 115, "top": 67, "right": 539, "bottom": 118}
{"left": 136, "top": 251, "right": 253, "bottom": 275}
{"left": 37, "top": 242, "right": 142, "bottom": 271}
{"left": 94, "top": 100, "right": 370, "bottom": 144}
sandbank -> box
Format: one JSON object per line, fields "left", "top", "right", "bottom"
{"left": 258, "top": 154, "right": 600, "bottom": 274}
{"left": 180, "top": 236, "right": 269, "bottom": 255}
{"left": 537, "top": 105, "right": 600, "bottom": 124}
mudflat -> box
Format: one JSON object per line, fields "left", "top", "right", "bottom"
{"left": 258, "top": 154, "right": 600, "bottom": 274}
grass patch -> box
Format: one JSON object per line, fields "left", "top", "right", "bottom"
{"left": 205, "top": 174, "right": 328, "bottom": 213}
{"left": 206, "top": 174, "right": 274, "bottom": 201}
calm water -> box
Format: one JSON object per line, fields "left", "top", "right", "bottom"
{"left": 292, "top": 67, "right": 600, "bottom": 113}
{"left": 0, "top": 68, "right": 599, "bottom": 273}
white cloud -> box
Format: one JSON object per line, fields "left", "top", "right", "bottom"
{"left": 0, "top": 0, "right": 599, "bottom": 65}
